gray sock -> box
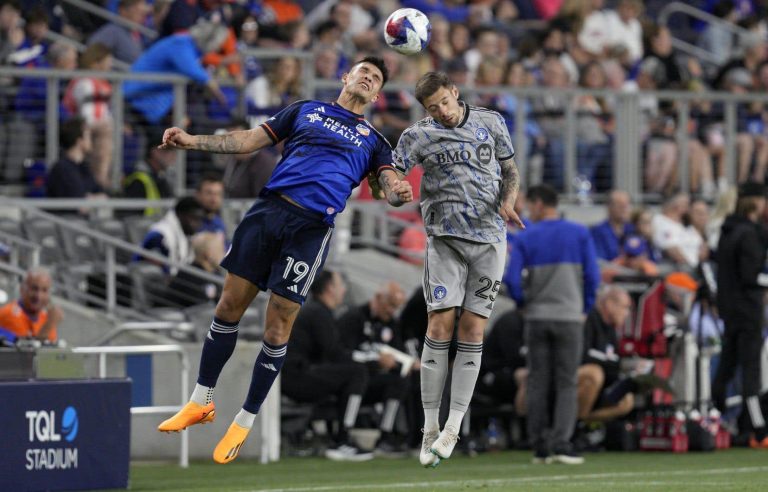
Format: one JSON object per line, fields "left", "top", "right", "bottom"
{"left": 451, "top": 341, "right": 482, "bottom": 413}
{"left": 421, "top": 336, "right": 450, "bottom": 430}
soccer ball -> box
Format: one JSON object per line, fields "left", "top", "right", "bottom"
{"left": 383, "top": 8, "right": 431, "bottom": 55}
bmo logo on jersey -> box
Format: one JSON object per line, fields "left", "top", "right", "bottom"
{"left": 435, "top": 149, "right": 472, "bottom": 164}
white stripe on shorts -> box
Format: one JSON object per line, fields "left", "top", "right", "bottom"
{"left": 301, "top": 227, "right": 333, "bottom": 297}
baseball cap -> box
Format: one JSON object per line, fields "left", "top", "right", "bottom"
{"left": 622, "top": 234, "right": 647, "bottom": 258}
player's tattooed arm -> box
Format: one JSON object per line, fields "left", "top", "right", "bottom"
{"left": 160, "top": 126, "right": 271, "bottom": 153}
{"left": 499, "top": 157, "right": 524, "bottom": 228}
{"left": 378, "top": 168, "right": 413, "bottom": 207}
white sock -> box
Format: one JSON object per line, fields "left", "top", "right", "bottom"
{"left": 234, "top": 408, "right": 256, "bottom": 429}
{"left": 190, "top": 383, "right": 214, "bottom": 405}
{"left": 424, "top": 408, "right": 440, "bottom": 432}
{"left": 445, "top": 409, "right": 465, "bottom": 435}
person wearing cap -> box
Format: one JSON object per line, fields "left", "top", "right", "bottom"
{"left": 601, "top": 234, "right": 659, "bottom": 282}
{"left": 712, "top": 181, "right": 768, "bottom": 448}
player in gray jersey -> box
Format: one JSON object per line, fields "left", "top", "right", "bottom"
{"left": 392, "top": 72, "right": 523, "bottom": 467}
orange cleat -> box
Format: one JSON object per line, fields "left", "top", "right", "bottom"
{"left": 213, "top": 422, "right": 251, "bottom": 464}
{"left": 749, "top": 436, "right": 768, "bottom": 449}
{"left": 158, "top": 401, "right": 215, "bottom": 432}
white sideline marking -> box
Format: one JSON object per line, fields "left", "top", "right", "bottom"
{"left": 242, "top": 466, "right": 768, "bottom": 492}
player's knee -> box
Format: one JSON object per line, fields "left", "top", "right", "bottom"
{"left": 264, "top": 294, "right": 300, "bottom": 343}
{"left": 578, "top": 364, "right": 604, "bottom": 389}
{"left": 216, "top": 292, "right": 249, "bottom": 321}
{"left": 618, "top": 393, "right": 634, "bottom": 415}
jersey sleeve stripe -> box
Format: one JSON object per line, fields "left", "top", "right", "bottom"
{"left": 261, "top": 122, "right": 279, "bottom": 143}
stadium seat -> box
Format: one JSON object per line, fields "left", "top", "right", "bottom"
{"left": 58, "top": 218, "right": 99, "bottom": 263}
{"left": 22, "top": 217, "right": 66, "bottom": 264}
{"left": 125, "top": 216, "right": 156, "bottom": 245}
{"left": 128, "top": 262, "right": 167, "bottom": 310}
{"left": 0, "top": 217, "right": 22, "bottom": 238}
{"left": 4, "top": 118, "right": 38, "bottom": 184}
{"left": 91, "top": 217, "right": 133, "bottom": 263}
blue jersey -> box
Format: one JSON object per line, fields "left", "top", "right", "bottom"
{"left": 260, "top": 100, "right": 394, "bottom": 224}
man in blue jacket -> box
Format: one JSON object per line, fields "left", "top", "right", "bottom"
{"left": 504, "top": 183, "right": 600, "bottom": 465}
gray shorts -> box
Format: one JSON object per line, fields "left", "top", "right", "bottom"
{"left": 423, "top": 236, "right": 506, "bottom": 318}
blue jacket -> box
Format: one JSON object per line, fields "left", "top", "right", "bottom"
{"left": 590, "top": 220, "right": 633, "bottom": 261}
{"left": 124, "top": 34, "right": 210, "bottom": 124}
{"left": 504, "top": 218, "right": 601, "bottom": 322}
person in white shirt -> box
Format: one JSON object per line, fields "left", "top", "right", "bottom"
{"left": 605, "top": 0, "right": 643, "bottom": 64}
{"left": 651, "top": 193, "right": 704, "bottom": 270}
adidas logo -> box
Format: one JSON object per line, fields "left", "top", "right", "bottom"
{"left": 424, "top": 359, "right": 437, "bottom": 364}
{"left": 261, "top": 363, "right": 278, "bottom": 372}
{"left": 485, "top": 302, "right": 494, "bottom": 310}
{"left": 288, "top": 285, "right": 298, "bottom": 293}
{"left": 206, "top": 331, "right": 214, "bottom": 341}
{"left": 315, "top": 106, "right": 325, "bottom": 113}
{"left": 463, "top": 361, "right": 476, "bottom": 367}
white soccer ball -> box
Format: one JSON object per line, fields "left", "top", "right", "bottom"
{"left": 383, "top": 8, "right": 431, "bottom": 55}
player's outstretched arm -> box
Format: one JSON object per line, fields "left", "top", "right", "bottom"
{"left": 500, "top": 157, "right": 524, "bottom": 228}
{"left": 158, "top": 126, "right": 272, "bottom": 154}
{"left": 378, "top": 168, "right": 413, "bottom": 207}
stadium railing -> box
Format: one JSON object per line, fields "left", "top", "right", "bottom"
{"left": 4, "top": 62, "right": 768, "bottom": 203}
{"left": 71, "top": 344, "right": 191, "bottom": 467}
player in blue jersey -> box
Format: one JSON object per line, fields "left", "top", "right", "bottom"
{"left": 156, "top": 56, "right": 413, "bottom": 464}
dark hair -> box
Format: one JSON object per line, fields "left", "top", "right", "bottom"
{"left": 314, "top": 19, "right": 340, "bottom": 38}
{"left": 24, "top": 5, "right": 48, "bottom": 25}
{"left": 527, "top": 184, "right": 558, "bottom": 207}
{"left": 309, "top": 270, "right": 336, "bottom": 298}
{"left": 174, "top": 196, "right": 203, "bottom": 217}
{"left": 350, "top": 56, "right": 388, "bottom": 86}
{"left": 415, "top": 71, "right": 453, "bottom": 104}
{"left": 59, "top": 117, "right": 87, "bottom": 150}
{"left": 197, "top": 172, "right": 223, "bottom": 190}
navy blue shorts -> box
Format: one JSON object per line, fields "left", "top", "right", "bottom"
{"left": 220, "top": 196, "right": 333, "bottom": 304}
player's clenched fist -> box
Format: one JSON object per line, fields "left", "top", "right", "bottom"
{"left": 390, "top": 179, "right": 413, "bottom": 203}
{"left": 159, "top": 127, "right": 195, "bottom": 150}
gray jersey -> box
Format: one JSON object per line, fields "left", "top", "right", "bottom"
{"left": 393, "top": 103, "right": 515, "bottom": 244}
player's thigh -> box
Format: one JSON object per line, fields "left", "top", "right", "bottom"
{"left": 266, "top": 218, "right": 333, "bottom": 305}
{"left": 216, "top": 272, "right": 260, "bottom": 318}
{"left": 462, "top": 240, "right": 506, "bottom": 318}
{"left": 220, "top": 198, "right": 280, "bottom": 293}
{"left": 423, "top": 236, "right": 466, "bottom": 312}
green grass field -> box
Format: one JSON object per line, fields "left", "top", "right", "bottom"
{"left": 127, "top": 449, "right": 768, "bottom": 491}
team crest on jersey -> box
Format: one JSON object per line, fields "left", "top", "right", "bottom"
{"left": 307, "top": 113, "right": 323, "bottom": 123}
{"left": 477, "top": 143, "right": 493, "bottom": 164}
{"left": 475, "top": 128, "right": 489, "bottom": 142}
{"left": 356, "top": 123, "right": 370, "bottom": 136}
{"left": 434, "top": 285, "right": 447, "bottom": 300}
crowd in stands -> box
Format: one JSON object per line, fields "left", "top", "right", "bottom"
{"left": 0, "top": 0, "right": 767, "bottom": 197}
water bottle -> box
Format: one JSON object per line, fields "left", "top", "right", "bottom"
{"left": 573, "top": 174, "right": 593, "bottom": 206}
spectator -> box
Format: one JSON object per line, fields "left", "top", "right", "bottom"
{"left": 314, "top": 44, "right": 342, "bottom": 101}
{"left": 601, "top": 234, "right": 659, "bottom": 282}
{"left": 464, "top": 28, "right": 501, "bottom": 80}
{"left": 712, "top": 31, "right": 766, "bottom": 90}
{"left": 215, "top": 120, "right": 279, "bottom": 199}
{"left": 87, "top": 0, "right": 149, "bottom": 65}
{"left": 712, "top": 181, "right": 768, "bottom": 448}
{"left": 124, "top": 19, "right": 230, "bottom": 139}
{"left": 63, "top": 43, "right": 115, "bottom": 190}
{"left": 282, "top": 271, "right": 374, "bottom": 461}
{"left": 698, "top": 0, "right": 738, "bottom": 67}
{"left": 15, "top": 41, "right": 77, "bottom": 123}
{"left": 245, "top": 56, "right": 302, "bottom": 126}
{"left": 532, "top": 56, "right": 571, "bottom": 190}
{"left": 137, "top": 196, "right": 205, "bottom": 274}
{"left": 234, "top": 13, "right": 264, "bottom": 81}
{"left": 195, "top": 173, "right": 227, "bottom": 244}
{"left": 164, "top": 232, "right": 224, "bottom": 307}
{"left": 651, "top": 193, "right": 703, "bottom": 270}
{"left": 605, "top": 0, "right": 643, "bottom": 65}
{"left": 0, "top": 0, "right": 23, "bottom": 66}
{"left": 575, "top": 61, "right": 613, "bottom": 191}
{"left": 504, "top": 184, "right": 600, "bottom": 465}
{"left": 0, "top": 267, "right": 62, "bottom": 343}
{"left": 690, "top": 198, "right": 711, "bottom": 259}
{"left": 337, "top": 281, "right": 414, "bottom": 455}
{"left": 202, "top": 25, "right": 245, "bottom": 87}
{"left": 46, "top": 117, "right": 106, "bottom": 208}
{"left": 427, "top": 15, "right": 453, "bottom": 69}
{"left": 371, "top": 50, "right": 419, "bottom": 144}
{"left": 123, "top": 144, "right": 176, "bottom": 215}
{"left": 630, "top": 207, "right": 661, "bottom": 262}
{"left": 448, "top": 23, "right": 471, "bottom": 60}
{"left": 590, "top": 189, "right": 632, "bottom": 261}
{"left": 8, "top": 6, "right": 49, "bottom": 67}
{"left": 642, "top": 24, "right": 685, "bottom": 89}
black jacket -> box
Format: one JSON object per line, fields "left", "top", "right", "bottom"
{"left": 481, "top": 309, "right": 527, "bottom": 377}
{"left": 582, "top": 308, "right": 620, "bottom": 386}
{"left": 716, "top": 214, "right": 767, "bottom": 325}
{"left": 284, "top": 300, "right": 352, "bottom": 371}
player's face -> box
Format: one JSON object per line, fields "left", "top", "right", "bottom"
{"left": 421, "top": 86, "right": 463, "bottom": 128}
{"left": 21, "top": 273, "right": 51, "bottom": 314}
{"left": 342, "top": 62, "right": 384, "bottom": 103}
